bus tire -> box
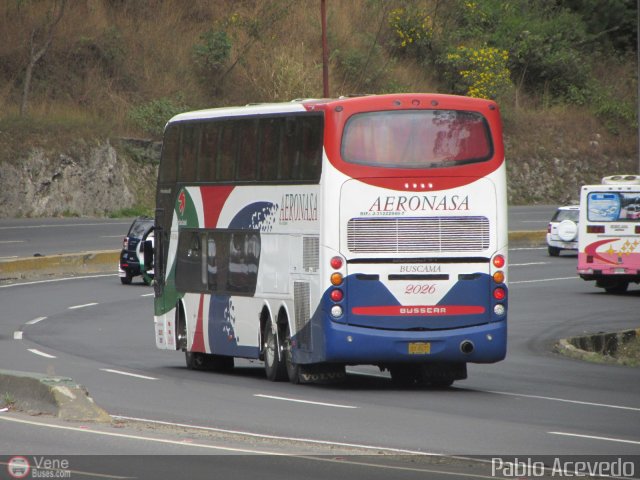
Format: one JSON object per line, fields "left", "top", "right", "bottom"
{"left": 185, "top": 351, "right": 206, "bottom": 370}
{"left": 264, "top": 321, "right": 287, "bottom": 381}
{"left": 283, "top": 325, "right": 301, "bottom": 384}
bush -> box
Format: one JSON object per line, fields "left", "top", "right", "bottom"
{"left": 192, "top": 29, "right": 232, "bottom": 75}
{"left": 128, "top": 97, "right": 187, "bottom": 137}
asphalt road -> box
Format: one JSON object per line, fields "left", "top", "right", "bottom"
{"left": 1, "top": 246, "right": 638, "bottom": 462}
{"left": 0, "top": 206, "right": 559, "bottom": 259}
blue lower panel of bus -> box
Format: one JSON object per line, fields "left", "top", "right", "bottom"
{"left": 293, "top": 273, "right": 507, "bottom": 365}
{"left": 319, "top": 318, "right": 506, "bottom": 364}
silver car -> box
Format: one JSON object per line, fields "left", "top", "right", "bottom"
{"left": 546, "top": 205, "right": 579, "bottom": 256}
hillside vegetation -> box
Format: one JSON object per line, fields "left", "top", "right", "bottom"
{"left": 0, "top": 0, "right": 638, "bottom": 212}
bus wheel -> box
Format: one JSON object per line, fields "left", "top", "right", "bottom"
{"left": 185, "top": 351, "right": 206, "bottom": 370}
{"left": 283, "top": 325, "right": 301, "bottom": 384}
{"left": 264, "top": 321, "right": 287, "bottom": 381}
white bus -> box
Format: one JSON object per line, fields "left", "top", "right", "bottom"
{"left": 578, "top": 175, "right": 640, "bottom": 293}
{"left": 151, "top": 93, "right": 508, "bottom": 386}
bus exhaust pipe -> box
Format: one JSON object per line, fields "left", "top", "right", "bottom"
{"left": 460, "top": 341, "right": 474, "bottom": 354}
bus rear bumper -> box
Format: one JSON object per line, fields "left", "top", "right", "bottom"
{"left": 320, "top": 319, "right": 507, "bottom": 365}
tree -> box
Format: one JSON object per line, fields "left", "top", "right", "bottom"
{"left": 20, "top": 0, "right": 67, "bottom": 116}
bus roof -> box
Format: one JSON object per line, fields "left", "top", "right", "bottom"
{"left": 166, "top": 93, "right": 499, "bottom": 125}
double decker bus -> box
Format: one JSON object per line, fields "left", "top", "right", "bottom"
{"left": 578, "top": 175, "right": 640, "bottom": 293}
{"left": 152, "top": 93, "right": 508, "bottom": 386}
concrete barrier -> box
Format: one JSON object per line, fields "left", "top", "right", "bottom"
{"left": 0, "top": 369, "right": 110, "bottom": 422}
{"left": 0, "top": 250, "right": 119, "bottom": 281}
{"left": 555, "top": 328, "right": 640, "bottom": 366}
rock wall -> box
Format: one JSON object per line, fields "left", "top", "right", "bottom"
{"left": 0, "top": 140, "right": 158, "bottom": 218}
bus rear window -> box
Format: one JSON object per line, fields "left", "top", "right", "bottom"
{"left": 341, "top": 110, "right": 492, "bottom": 168}
{"left": 588, "top": 192, "right": 640, "bottom": 221}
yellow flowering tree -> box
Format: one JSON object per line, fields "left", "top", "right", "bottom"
{"left": 443, "top": 45, "right": 512, "bottom": 99}
{"left": 388, "top": 6, "right": 433, "bottom": 59}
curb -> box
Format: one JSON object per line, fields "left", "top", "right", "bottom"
{"left": 554, "top": 328, "right": 640, "bottom": 367}
{"left": 508, "top": 230, "right": 546, "bottom": 247}
{"left": 0, "top": 250, "right": 119, "bottom": 280}
{"left": 0, "top": 369, "right": 111, "bottom": 422}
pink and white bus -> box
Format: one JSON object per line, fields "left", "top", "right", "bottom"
{"left": 578, "top": 175, "right": 640, "bottom": 293}
{"left": 152, "top": 93, "right": 508, "bottom": 386}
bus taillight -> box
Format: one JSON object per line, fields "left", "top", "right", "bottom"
{"left": 493, "top": 287, "right": 506, "bottom": 300}
{"left": 330, "top": 289, "right": 344, "bottom": 302}
{"left": 587, "top": 225, "right": 605, "bottom": 233}
{"left": 493, "top": 271, "right": 505, "bottom": 284}
{"left": 330, "top": 256, "right": 343, "bottom": 269}
{"left": 492, "top": 255, "right": 505, "bottom": 269}
{"left": 330, "top": 273, "right": 343, "bottom": 286}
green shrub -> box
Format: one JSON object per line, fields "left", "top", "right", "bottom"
{"left": 128, "top": 97, "right": 187, "bottom": 137}
{"left": 192, "top": 29, "right": 232, "bottom": 74}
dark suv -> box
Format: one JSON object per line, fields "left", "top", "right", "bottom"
{"left": 119, "top": 217, "right": 154, "bottom": 285}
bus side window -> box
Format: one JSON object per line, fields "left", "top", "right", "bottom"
{"left": 199, "top": 122, "right": 220, "bottom": 182}
{"left": 259, "top": 118, "right": 279, "bottom": 181}
{"left": 237, "top": 119, "right": 258, "bottom": 181}
{"left": 179, "top": 124, "right": 199, "bottom": 182}
{"left": 300, "top": 116, "right": 323, "bottom": 181}
{"left": 218, "top": 122, "right": 237, "bottom": 181}
{"left": 279, "top": 117, "right": 296, "bottom": 180}
{"left": 207, "top": 233, "right": 217, "bottom": 290}
{"left": 159, "top": 124, "right": 179, "bottom": 183}
{"left": 176, "top": 230, "right": 206, "bottom": 293}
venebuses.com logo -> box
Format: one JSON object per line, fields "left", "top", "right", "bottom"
{"left": 7, "top": 457, "right": 30, "bottom": 479}
{"left": 7, "top": 456, "right": 71, "bottom": 479}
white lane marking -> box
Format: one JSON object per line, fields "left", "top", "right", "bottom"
{"left": 69, "top": 302, "right": 98, "bottom": 310}
{"left": 100, "top": 369, "right": 157, "bottom": 380}
{"left": 488, "top": 390, "right": 640, "bottom": 412}
{"left": 0, "top": 240, "right": 23, "bottom": 244}
{"left": 0, "top": 255, "right": 19, "bottom": 259}
{"left": 254, "top": 394, "right": 358, "bottom": 409}
{"left": 510, "top": 262, "right": 548, "bottom": 266}
{"left": 509, "top": 247, "right": 546, "bottom": 251}
{"left": 549, "top": 431, "right": 640, "bottom": 446}
{"left": 0, "top": 274, "right": 118, "bottom": 289}
{"left": 113, "top": 415, "right": 430, "bottom": 455}
{"left": 510, "top": 276, "right": 578, "bottom": 284}
{"left": 28, "top": 349, "right": 56, "bottom": 359}
{"left": 141, "top": 293, "right": 154, "bottom": 297}
{"left": 13, "top": 331, "right": 23, "bottom": 340}
{"left": 26, "top": 316, "right": 47, "bottom": 325}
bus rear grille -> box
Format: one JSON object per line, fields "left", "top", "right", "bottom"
{"left": 347, "top": 216, "right": 490, "bottom": 253}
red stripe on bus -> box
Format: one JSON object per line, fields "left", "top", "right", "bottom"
{"left": 351, "top": 305, "right": 485, "bottom": 316}
{"left": 191, "top": 295, "right": 206, "bottom": 353}
{"left": 200, "top": 186, "right": 235, "bottom": 228}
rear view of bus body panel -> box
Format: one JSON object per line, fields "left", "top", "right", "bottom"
{"left": 298, "top": 174, "right": 508, "bottom": 366}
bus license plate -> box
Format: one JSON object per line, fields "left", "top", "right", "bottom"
{"left": 408, "top": 342, "right": 431, "bottom": 355}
